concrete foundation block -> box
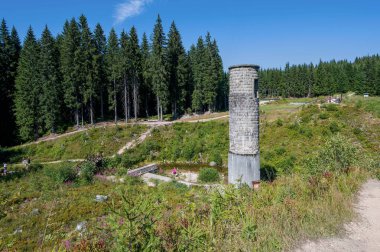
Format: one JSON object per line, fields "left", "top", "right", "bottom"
{"left": 228, "top": 152, "right": 260, "bottom": 188}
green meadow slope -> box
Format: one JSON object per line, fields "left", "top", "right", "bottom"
{"left": 0, "top": 96, "right": 379, "bottom": 251}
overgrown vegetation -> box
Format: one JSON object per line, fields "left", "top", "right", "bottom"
{"left": 0, "top": 125, "right": 146, "bottom": 163}
{"left": 0, "top": 97, "right": 379, "bottom": 251}
{"left": 198, "top": 167, "right": 220, "bottom": 182}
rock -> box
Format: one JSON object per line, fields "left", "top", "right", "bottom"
{"left": 76, "top": 221, "right": 87, "bottom": 232}
{"left": 95, "top": 195, "right": 108, "bottom": 202}
{"left": 13, "top": 227, "right": 22, "bottom": 234}
{"left": 106, "top": 175, "right": 117, "bottom": 182}
{"left": 209, "top": 161, "right": 217, "bottom": 167}
{"left": 31, "top": 208, "right": 40, "bottom": 215}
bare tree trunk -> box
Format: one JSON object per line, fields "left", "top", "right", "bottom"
{"left": 100, "top": 89, "right": 104, "bottom": 120}
{"left": 114, "top": 77, "right": 117, "bottom": 125}
{"left": 160, "top": 105, "right": 163, "bottom": 121}
{"left": 75, "top": 108, "right": 79, "bottom": 128}
{"left": 145, "top": 96, "right": 149, "bottom": 118}
{"left": 157, "top": 96, "right": 160, "bottom": 121}
{"left": 124, "top": 76, "right": 128, "bottom": 125}
{"left": 81, "top": 105, "right": 84, "bottom": 127}
{"left": 90, "top": 95, "right": 94, "bottom": 125}
{"left": 133, "top": 77, "right": 138, "bottom": 121}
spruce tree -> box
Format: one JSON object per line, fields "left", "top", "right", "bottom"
{"left": 106, "top": 28, "right": 121, "bottom": 124}
{"left": 167, "top": 21, "right": 189, "bottom": 118}
{"left": 61, "top": 18, "right": 81, "bottom": 127}
{"left": 120, "top": 30, "right": 130, "bottom": 123}
{"left": 94, "top": 23, "right": 107, "bottom": 119}
{"left": 77, "top": 15, "right": 97, "bottom": 125}
{"left": 191, "top": 36, "right": 206, "bottom": 112}
{"left": 40, "top": 26, "right": 61, "bottom": 133}
{"left": 140, "top": 32, "right": 153, "bottom": 117}
{"left": 0, "top": 20, "right": 20, "bottom": 146}
{"left": 151, "top": 15, "right": 169, "bottom": 121}
{"left": 127, "top": 26, "right": 142, "bottom": 121}
{"left": 14, "top": 27, "right": 42, "bottom": 141}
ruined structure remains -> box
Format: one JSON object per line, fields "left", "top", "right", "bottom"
{"left": 228, "top": 64, "right": 260, "bottom": 188}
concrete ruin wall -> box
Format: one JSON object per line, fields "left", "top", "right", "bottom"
{"left": 228, "top": 64, "right": 260, "bottom": 187}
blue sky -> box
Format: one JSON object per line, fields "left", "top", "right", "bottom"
{"left": 1, "top": 0, "right": 379, "bottom": 70}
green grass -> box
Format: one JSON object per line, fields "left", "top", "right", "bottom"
{"left": 1, "top": 125, "right": 147, "bottom": 163}
{"left": 0, "top": 96, "right": 379, "bottom": 251}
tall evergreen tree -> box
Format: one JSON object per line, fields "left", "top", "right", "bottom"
{"left": 106, "top": 28, "right": 121, "bottom": 124}
{"left": 14, "top": 27, "right": 42, "bottom": 141}
{"left": 77, "top": 15, "right": 97, "bottom": 125}
{"left": 0, "top": 19, "right": 20, "bottom": 146}
{"left": 191, "top": 36, "right": 206, "bottom": 111}
{"left": 140, "top": 32, "right": 153, "bottom": 117}
{"left": 120, "top": 30, "right": 131, "bottom": 123}
{"left": 61, "top": 18, "right": 81, "bottom": 127}
{"left": 167, "top": 21, "right": 189, "bottom": 118}
{"left": 40, "top": 26, "right": 61, "bottom": 133}
{"left": 127, "top": 26, "right": 142, "bottom": 121}
{"left": 151, "top": 15, "right": 169, "bottom": 121}
{"left": 93, "top": 23, "right": 107, "bottom": 120}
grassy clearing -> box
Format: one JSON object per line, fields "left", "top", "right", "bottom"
{"left": 0, "top": 125, "right": 147, "bottom": 163}
{"left": 0, "top": 97, "right": 379, "bottom": 251}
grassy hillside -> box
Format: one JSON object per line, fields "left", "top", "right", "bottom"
{"left": 0, "top": 96, "right": 379, "bottom": 251}
{"left": 0, "top": 125, "right": 147, "bottom": 163}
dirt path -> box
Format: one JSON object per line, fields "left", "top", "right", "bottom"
{"left": 295, "top": 179, "right": 380, "bottom": 252}
{"left": 20, "top": 114, "right": 228, "bottom": 147}
{"left": 13, "top": 114, "right": 230, "bottom": 165}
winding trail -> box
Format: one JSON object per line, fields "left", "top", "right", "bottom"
{"left": 19, "top": 114, "right": 230, "bottom": 165}
{"left": 295, "top": 179, "right": 380, "bottom": 252}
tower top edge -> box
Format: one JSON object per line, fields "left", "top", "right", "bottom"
{"left": 229, "top": 64, "right": 260, "bottom": 70}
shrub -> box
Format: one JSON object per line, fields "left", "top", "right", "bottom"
{"left": 44, "top": 163, "right": 77, "bottom": 183}
{"left": 306, "top": 134, "right": 357, "bottom": 175}
{"left": 324, "top": 104, "right": 339, "bottom": 111}
{"left": 78, "top": 161, "right": 97, "bottom": 184}
{"left": 319, "top": 113, "right": 329, "bottom": 120}
{"left": 108, "top": 190, "right": 161, "bottom": 251}
{"left": 329, "top": 121, "right": 340, "bottom": 133}
{"left": 210, "top": 152, "right": 223, "bottom": 166}
{"left": 299, "top": 126, "right": 313, "bottom": 138}
{"left": 198, "top": 168, "right": 220, "bottom": 183}
{"left": 275, "top": 119, "right": 283, "bottom": 127}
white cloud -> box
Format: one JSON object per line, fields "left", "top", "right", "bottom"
{"left": 114, "top": 0, "right": 152, "bottom": 24}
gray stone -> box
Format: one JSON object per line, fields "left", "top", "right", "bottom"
{"left": 13, "top": 227, "right": 22, "bottom": 234}
{"left": 209, "top": 161, "right": 217, "bottom": 167}
{"left": 228, "top": 65, "right": 261, "bottom": 188}
{"left": 31, "top": 208, "right": 40, "bottom": 215}
{"left": 95, "top": 195, "right": 108, "bottom": 202}
{"left": 76, "top": 221, "right": 87, "bottom": 232}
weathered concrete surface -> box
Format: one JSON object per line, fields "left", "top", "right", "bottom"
{"left": 127, "top": 163, "right": 158, "bottom": 177}
{"left": 228, "top": 64, "right": 260, "bottom": 187}
{"left": 228, "top": 153, "right": 260, "bottom": 187}
{"left": 295, "top": 179, "right": 380, "bottom": 252}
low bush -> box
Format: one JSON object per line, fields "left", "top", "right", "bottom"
{"left": 329, "top": 121, "right": 340, "bottom": 133}
{"left": 306, "top": 134, "right": 357, "bottom": 175}
{"left": 78, "top": 161, "right": 97, "bottom": 184}
{"left": 198, "top": 167, "right": 220, "bottom": 182}
{"left": 319, "top": 112, "right": 329, "bottom": 119}
{"left": 324, "top": 104, "right": 339, "bottom": 111}
{"left": 275, "top": 119, "right": 284, "bottom": 127}
{"left": 44, "top": 162, "right": 77, "bottom": 183}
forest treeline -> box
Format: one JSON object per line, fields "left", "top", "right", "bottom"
{"left": 0, "top": 15, "right": 227, "bottom": 145}
{"left": 1, "top": 15, "right": 380, "bottom": 146}
{"left": 260, "top": 56, "right": 380, "bottom": 97}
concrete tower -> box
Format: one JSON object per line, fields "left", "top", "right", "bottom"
{"left": 228, "top": 64, "right": 260, "bottom": 188}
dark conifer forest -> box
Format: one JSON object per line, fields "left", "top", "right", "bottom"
{"left": 0, "top": 15, "right": 226, "bottom": 145}
{"left": 1, "top": 15, "right": 379, "bottom": 146}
